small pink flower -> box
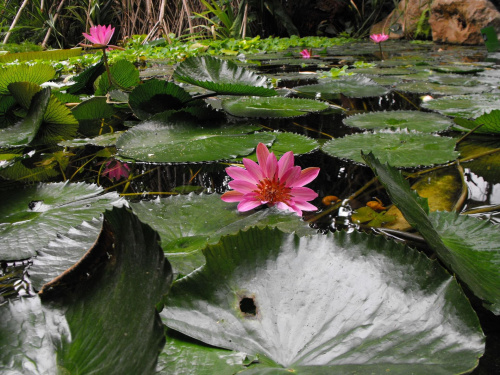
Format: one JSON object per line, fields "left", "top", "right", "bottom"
{"left": 370, "top": 33, "right": 389, "bottom": 43}
{"left": 102, "top": 159, "right": 130, "bottom": 181}
{"left": 300, "top": 49, "right": 312, "bottom": 59}
{"left": 82, "top": 25, "right": 122, "bottom": 50}
{"left": 221, "top": 143, "right": 320, "bottom": 216}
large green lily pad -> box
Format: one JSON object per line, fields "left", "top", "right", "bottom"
{"left": 343, "top": 110, "right": 454, "bottom": 132}
{"left": 222, "top": 97, "right": 331, "bottom": 118}
{"left": 162, "top": 227, "right": 484, "bottom": 373}
{"left": 0, "top": 207, "right": 172, "bottom": 374}
{"left": 0, "top": 64, "right": 56, "bottom": 95}
{"left": 174, "top": 56, "right": 276, "bottom": 97}
{"left": 0, "top": 182, "right": 124, "bottom": 260}
{"left": 116, "top": 120, "right": 275, "bottom": 163}
{"left": 363, "top": 152, "right": 500, "bottom": 315}
{"left": 322, "top": 132, "right": 459, "bottom": 167}
{"left": 396, "top": 81, "right": 492, "bottom": 96}
{"left": 130, "top": 193, "right": 316, "bottom": 275}
{"left": 294, "top": 76, "right": 390, "bottom": 99}
{"left": 421, "top": 93, "right": 500, "bottom": 119}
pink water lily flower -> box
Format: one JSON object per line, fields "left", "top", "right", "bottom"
{"left": 370, "top": 33, "right": 389, "bottom": 43}
{"left": 102, "top": 159, "right": 130, "bottom": 181}
{"left": 221, "top": 143, "right": 320, "bottom": 216}
{"left": 300, "top": 49, "right": 312, "bottom": 58}
{"left": 82, "top": 25, "right": 121, "bottom": 50}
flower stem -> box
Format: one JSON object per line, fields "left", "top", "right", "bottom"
{"left": 101, "top": 47, "right": 112, "bottom": 86}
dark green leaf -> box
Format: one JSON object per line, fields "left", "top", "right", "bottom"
{"left": 222, "top": 97, "right": 331, "bottom": 118}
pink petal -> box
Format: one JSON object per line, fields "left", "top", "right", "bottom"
{"left": 237, "top": 199, "right": 262, "bottom": 212}
{"left": 280, "top": 201, "right": 303, "bottom": 216}
{"left": 256, "top": 143, "right": 270, "bottom": 170}
{"left": 290, "top": 167, "right": 320, "bottom": 187}
{"left": 291, "top": 187, "right": 318, "bottom": 201}
{"left": 292, "top": 200, "right": 318, "bottom": 212}
{"left": 221, "top": 190, "right": 244, "bottom": 202}
{"left": 226, "top": 166, "right": 257, "bottom": 183}
{"left": 277, "top": 151, "right": 294, "bottom": 179}
{"left": 265, "top": 152, "right": 278, "bottom": 179}
{"left": 228, "top": 180, "right": 257, "bottom": 193}
{"left": 82, "top": 32, "right": 99, "bottom": 44}
{"left": 281, "top": 166, "right": 301, "bottom": 186}
{"left": 242, "top": 158, "right": 264, "bottom": 181}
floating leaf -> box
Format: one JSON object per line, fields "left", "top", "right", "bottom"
{"left": 66, "top": 60, "right": 105, "bottom": 95}
{"left": 457, "top": 139, "right": 500, "bottom": 184}
{"left": 162, "top": 227, "right": 484, "bottom": 373}
{"left": 295, "top": 76, "right": 390, "bottom": 99}
{"left": 0, "top": 47, "right": 82, "bottom": 63}
{"left": 130, "top": 193, "right": 315, "bottom": 275}
{"left": 0, "top": 207, "right": 172, "bottom": 374}
{"left": 0, "top": 87, "right": 50, "bottom": 147}
{"left": 351, "top": 206, "right": 396, "bottom": 226}
{"left": 72, "top": 96, "right": 115, "bottom": 136}
{"left": 322, "top": 132, "right": 459, "bottom": 167}
{"left": 129, "top": 79, "right": 198, "bottom": 120}
{"left": 174, "top": 56, "right": 277, "bottom": 97}
{"left": 116, "top": 119, "right": 275, "bottom": 163}
{"left": 363, "top": 152, "right": 500, "bottom": 315}
{"left": 396, "top": 81, "right": 491, "bottom": 95}
{"left": 222, "top": 97, "right": 331, "bottom": 118}
{"left": 0, "top": 182, "right": 125, "bottom": 261}
{"left": 343, "top": 110, "right": 454, "bottom": 132}
{"left": 455, "top": 110, "right": 500, "bottom": 134}
{"left": 421, "top": 93, "right": 500, "bottom": 119}
{"left": 0, "top": 64, "right": 56, "bottom": 95}
{"left": 94, "top": 59, "right": 140, "bottom": 95}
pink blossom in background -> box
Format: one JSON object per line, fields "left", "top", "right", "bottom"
{"left": 82, "top": 25, "right": 121, "bottom": 50}
{"left": 370, "top": 33, "right": 389, "bottom": 43}
{"left": 300, "top": 49, "right": 312, "bottom": 59}
{"left": 221, "top": 143, "right": 320, "bottom": 217}
{"left": 102, "top": 159, "right": 130, "bottom": 181}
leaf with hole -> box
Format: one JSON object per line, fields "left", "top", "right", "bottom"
{"left": 162, "top": 227, "right": 484, "bottom": 373}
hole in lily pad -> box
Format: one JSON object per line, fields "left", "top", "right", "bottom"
{"left": 239, "top": 296, "right": 257, "bottom": 316}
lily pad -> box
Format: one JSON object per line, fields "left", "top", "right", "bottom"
{"left": 222, "top": 97, "right": 331, "bottom": 118}
{"left": 0, "top": 87, "right": 50, "bottom": 147}
{"left": 174, "top": 56, "right": 276, "bottom": 97}
{"left": 395, "top": 81, "right": 492, "bottom": 96}
{"left": 421, "top": 93, "right": 500, "bottom": 119}
{"left": 0, "top": 64, "right": 56, "bottom": 95}
{"left": 0, "top": 182, "right": 125, "bottom": 261}
{"left": 162, "top": 227, "right": 484, "bottom": 373}
{"left": 455, "top": 110, "right": 500, "bottom": 135}
{"left": 363, "top": 152, "right": 500, "bottom": 315}
{"left": 116, "top": 119, "right": 275, "bottom": 163}
{"left": 343, "top": 110, "right": 454, "bottom": 132}
{"left": 457, "top": 139, "right": 500, "bottom": 184}
{"left": 130, "top": 193, "right": 316, "bottom": 275}
{"left": 0, "top": 207, "right": 172, "bottom": 374}
{"left": 295, "top": 76, "right": 390, "bottom": 99}
{"left": 322, "top": 132, "right": 459, "bottom": 167}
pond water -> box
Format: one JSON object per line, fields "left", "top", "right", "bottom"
{"left": 1, "top": 39, "right": 499, "bottom": 374}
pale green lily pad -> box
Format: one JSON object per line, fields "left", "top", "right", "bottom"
{"left": 162, "top": 227, "right": 484, "bottom": 373}
{"left": 0, "top": 64, "right": 56, "bottom": 95}
{"left": 0, "top": 47, "right": 82, "bottom": 63}
{"left": 130, "top": 193, "right": 316, "bottom": 275}
{"left": 430, "top": 65, "right": 485, "bottom": 74}
{"left": 398, "top": 80, "right": 492, "bottom": 95}
{"left": 174, "top": 56, "right": 276, "bottom": 97}
{"left": 395, "top": 81, "right": 492, "bottom": 96}
{"left": 0, "top": 207, "right": 172, "bottom": 374}
{"left": 294, "top": 76, "right": 390, "bottom": 99}
{"left": 363, "top": 152, "right": 500, "bottom": 315}
{"left": 0, "top": 182, "right": 125, "bottom": 261}
{"left": 59, "top": 131, "right": 125, "bottom": 148}
{"left": 351, "top": 66, "right": 418, "bottom": 75}
{"left": 116, "top": 120, "right": 275, "bottom": 163}
{"left": 322, "top": 132, "right": 459, "bottom": 167}
{"left": 421, "top": 93, "right": 500, "bottom": 119}
{"left": 343, "top": 110, "right": 454, "bottom": 132}
{"left": 222, "top": 97, "right": 331, "bottom": 118}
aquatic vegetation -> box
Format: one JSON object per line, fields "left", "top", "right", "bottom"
{"left": 1, "top": 39, "right": 499, "bottom": 374}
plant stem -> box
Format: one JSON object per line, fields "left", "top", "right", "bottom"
{"left": 101, "top": 48, "right": 112, "bottom": 86}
